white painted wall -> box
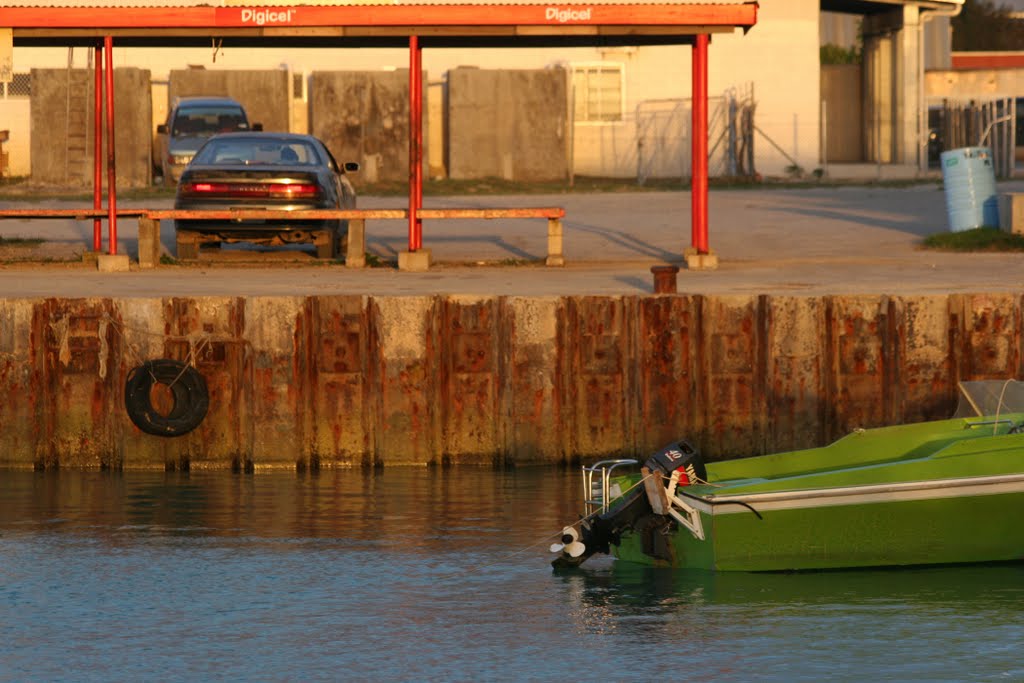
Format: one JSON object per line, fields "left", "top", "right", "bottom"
{"left": 0, "top": 99, "right": 31, "bottom": 176}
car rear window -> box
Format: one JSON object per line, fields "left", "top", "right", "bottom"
{"left": 172, "top": 106, "right": 249, "bottom": 137}
{"left": 194, "top": 139, "right": 322, "bottom": 166}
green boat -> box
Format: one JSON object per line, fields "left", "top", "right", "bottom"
{"left": 550, "top": 380, "right": 1024, "bottom": 572}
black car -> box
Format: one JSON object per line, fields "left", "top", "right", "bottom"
{"left": 174, "top": 133, "right": 358, "bottom": 260}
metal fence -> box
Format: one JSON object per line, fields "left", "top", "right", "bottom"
{"left": 1, "top": 72, "right": 31, "bottom": 99}
{"left": 634, "top": 84, "right": 758, "bottom": 185}
{"left": 936, "top": 97, "right": 1017, "bottom": 179}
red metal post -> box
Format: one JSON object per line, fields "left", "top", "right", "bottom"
{"left": 103, "top": 36, "right": 117, "bottom": 255}
{"left": 408, "top": 35, "right": 423, "bottom": 251}
{"left": 691, "top": 33, "right": 709, "bottom": 254}
{"left": 92, "top": 43, "right": 103, "bottom": 252}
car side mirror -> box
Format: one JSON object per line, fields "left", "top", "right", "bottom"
{"left": 252, "top": 123, "right": 264, "bottom": 132}
{"left": 157, "top": 124, "right": 168, "bottom": 134}
{"left": 344, "top": 162, "right": 360, "bottom": 173}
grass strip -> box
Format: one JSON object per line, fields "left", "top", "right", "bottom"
{"left": 922, "top": 227, "right": 1024, "bottom": 252}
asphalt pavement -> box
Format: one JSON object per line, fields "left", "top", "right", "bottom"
{"left": 2, "top": 181, "right": 1024, "bottom": 298}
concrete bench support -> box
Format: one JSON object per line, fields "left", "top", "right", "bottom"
{"left": 546, "top": 218, "right": 565, "bottom": 267}
{"left": 137, "top": 216, "right": 161, "bottom": 268}
{"left": 346, "top": 218, "right": 366, "bottom": 268}
{"left": 999, "top": 193, "right": 1024, "bottom": 235}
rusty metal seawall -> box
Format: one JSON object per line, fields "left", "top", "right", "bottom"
{"left": 1, "top": 293, "right": 1021, "bottom": 470}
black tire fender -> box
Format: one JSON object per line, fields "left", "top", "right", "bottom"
{"left": 125, "top": 359, "right": 209, "bottom": 437}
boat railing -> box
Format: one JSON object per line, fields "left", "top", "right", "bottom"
{"left": 582, "top": 459, "right": 639, "bottom": 516}
{"left": 966, "top": 418, "right": 1024, "bottom": 434}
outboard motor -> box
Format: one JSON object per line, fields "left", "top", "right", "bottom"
{"left": 550, "top": 439, "right": 705, "bottom": 569}
{"left": 644, "top": 439, "right": 706, "bottom": 484}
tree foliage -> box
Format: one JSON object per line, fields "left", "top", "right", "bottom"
{"left": 952, "top": 0, "right": 1024, "bottom": 51}
{"left": 820, "top": 43, "right": 861, "bottom": 65}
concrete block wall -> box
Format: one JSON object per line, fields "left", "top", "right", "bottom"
{"left": 447, "top": 67, "right": 568, "bottom": 181}
{"left": 29, "top": 67, "right": 152, "bottom": 187}
{"left": 167, "top": 69, "right": 290, "bottom": 134}
{"left": 0, "top": 293, "right": 1021, "bottom": 470}
{"left": 309, "top": 70, "right": 423, "bottom": 183}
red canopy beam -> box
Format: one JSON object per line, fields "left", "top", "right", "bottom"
{"left": 408, "top": 35, "right": 423, "bottom": 251}
{"left": 92, "top": 41, "right": 103, "bottom": 252}
{"left": 104, "top": 35, "right": 117, "bottom": 255}
{"left": 691, "top": 33, "right": 708, "bottom": 255}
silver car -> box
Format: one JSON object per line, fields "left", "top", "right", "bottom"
{"left": 154, "top": 96, "right": 262, "bottom": 185}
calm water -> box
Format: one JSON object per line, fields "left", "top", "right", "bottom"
{"left": 1, "top": 467, "right": 1022, "bottom": 682}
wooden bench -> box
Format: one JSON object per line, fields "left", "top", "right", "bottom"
{"left": 144, "top": 206, "right": 566, "bottom": 268}
{"left": 1, "top": 206, "right": 566, "bottom": 269}
{"left": 416, "top": 207, "right": 565, "bottom": 266}
{"left": 143, "top": 209, "right": 406, "bottom": 268}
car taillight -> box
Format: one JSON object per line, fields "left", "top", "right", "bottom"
{"left": 185, "top": 182, "right": 231, "bottom": 194}
{"left": 181, "top": 182, "right": 320, "bottom": 199}
{"left": 268, "top": 183, "right": 319, "bottom": 198}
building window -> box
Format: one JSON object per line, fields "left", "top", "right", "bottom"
{"left": 571, "top": 63, "right": 624, "bottom": 123}
{"left": 1, "top": 73, "right": 30, "bottom": 99}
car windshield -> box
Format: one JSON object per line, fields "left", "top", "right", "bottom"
{"left": 172, "top": 106, "right": 248, "bottom": 138}
{"left": 193, "top": 139, "right": 322, "bottom": 167}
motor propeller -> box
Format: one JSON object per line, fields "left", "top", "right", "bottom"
{"left": 549, "top": 525, "right": 586, "bottom": 557}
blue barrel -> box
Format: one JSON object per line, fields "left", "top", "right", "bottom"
{"left": 940, "top": 147, "right": 999, "bottom": 232}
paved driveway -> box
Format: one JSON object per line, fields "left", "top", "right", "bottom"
{"left": 2, "top": 182, "right": 1023, "bottom": 297}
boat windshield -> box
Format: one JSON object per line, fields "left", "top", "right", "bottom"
{"left": 954, "top": 380, "right": 1024, "bottom": 418}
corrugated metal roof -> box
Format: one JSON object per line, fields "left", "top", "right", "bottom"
{"left": 1, "top": 0, "right": 753, "bottom": 5}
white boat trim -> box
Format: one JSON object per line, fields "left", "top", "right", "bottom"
{"left": 684, "top": 473, "right": 1024, "bottom": 515}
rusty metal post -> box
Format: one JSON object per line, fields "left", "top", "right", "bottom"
{"left": 650, "top": 265, "right": 679, "bottom": 293}
{"left": 691, "top": 33, "right": 709, "bottom": 255}
{"left": 408, "top": 35, "right": 423, "bottom": 251}
{"left": 92, "top": 42, "right": 103, "bottom": 253}
{"left": 104, "top": 35, "right": 117, "bottom": 255}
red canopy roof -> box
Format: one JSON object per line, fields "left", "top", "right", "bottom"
{"left": 4, "top": 2, "right": 758, "bottom": 42}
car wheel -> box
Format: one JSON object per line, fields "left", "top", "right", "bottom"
{"left": 176, "top": 230, "right": 199, "bottom": 261}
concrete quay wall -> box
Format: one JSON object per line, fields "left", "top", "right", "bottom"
{"left": 0, "top": 293, "right": 1021, "bottom": 471}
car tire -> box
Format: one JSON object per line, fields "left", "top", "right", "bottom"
{"left": 176, "top": 230, "right": 199, "bottom": 261}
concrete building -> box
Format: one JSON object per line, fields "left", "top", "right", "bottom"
{"left": 1, "top": 0, "right": 964, "bottom": 181}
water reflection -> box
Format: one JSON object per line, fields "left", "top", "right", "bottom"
{"left": 559, "top": 561, "right": 1024, "bottom": 611}
{"left": 0, "top": 468, "right": 578, "bottom": 537}
{"left": 2, "top": 468, "right": 1023, "bottom": 681}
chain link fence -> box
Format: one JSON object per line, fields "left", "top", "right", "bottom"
{"left": 633, "top": 83, "right": 840, "bottom": 183}
{"left": 1, "top": 72, "right": 31, "bottom": 99}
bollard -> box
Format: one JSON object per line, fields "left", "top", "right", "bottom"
{"left": 650, "top": 265, "right": 679, "bottom": 294}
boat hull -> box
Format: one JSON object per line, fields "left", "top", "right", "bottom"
{"left": 612, "top": 476, "right": 1024, "bottom": 571}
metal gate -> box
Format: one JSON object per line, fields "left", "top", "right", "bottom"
{"left": 635, "top": 85, "right": 755, "bottom": 184}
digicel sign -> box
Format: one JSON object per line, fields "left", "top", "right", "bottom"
{"left": 238, "top": 8, "right": 296, "bottom": 25}
{"left": 214, "top": 5, "right": 602, "bottom": 27}
{"left": 545, "top": 7, "right": 593, "bottom": 22}
{"left": 213, "top": 8, "right": 298, "bottom": 25}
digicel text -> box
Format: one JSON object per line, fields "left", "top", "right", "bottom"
{"left": 545, "top": 7, "right": 593, "bottom": 22}
{"left": 240, "top": 9, "right": 296, "bottom": 25}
